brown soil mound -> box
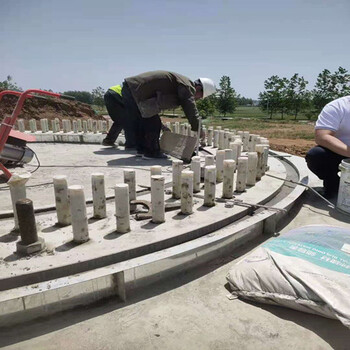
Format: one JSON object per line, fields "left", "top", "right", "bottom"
{"left": 269, "top": 138, "right": 315, "bottom": 157}
{"left": 0, "top": 90, "right": 103, "bottom": 125}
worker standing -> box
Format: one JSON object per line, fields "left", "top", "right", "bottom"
{"left": 306, "top": 95, "right": 350, "bottom": 198}
{"left": 102, "top": 70, "right": 216, "bottom": 159}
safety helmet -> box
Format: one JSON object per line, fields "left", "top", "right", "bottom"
{"left": 199, "top": 77, "right": 216, "bottom": 98}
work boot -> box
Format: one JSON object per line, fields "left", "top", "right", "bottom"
{"left": 102, "top": 138, "right": 116, "bottom": 146}
{"left": 142, "top": 152, "right": 169, "bottom": 160}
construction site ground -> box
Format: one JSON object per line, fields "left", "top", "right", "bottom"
{"left": 0, "top": 142, "right": 349, "bottom": 349}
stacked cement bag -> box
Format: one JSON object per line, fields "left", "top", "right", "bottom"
{"left": 226, "top": 225, "right": 350, "bottom": 328}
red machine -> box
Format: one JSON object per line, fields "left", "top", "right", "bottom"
{"left": 0, "top": 89, "right": 74, "bottom": 179}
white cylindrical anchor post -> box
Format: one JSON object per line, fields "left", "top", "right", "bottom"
{"left": 40, "top": 119, "right": 47, "bottom": 133}
{"left": 124, "top": 169, "right": 136, "bottom": 212}
{"left": 207, "top": 128, "right": 213, "bottom": 146}
{"left": 29, "top": 119, "right": 37, "bottom": 133}
{"left": 248, "top": 134, "right": 258, "bottom": 152}
{"left": 247, "top": 152, "right": 258, "bottom": 186}
{"left": 51, "top": 119, "right": 57, "bottom": 133}
{"left": 255, "top": 144, "right": 265, "bottom": 181}
{"left": 91, "top": 173, "right": 106, "bottom": 219}
{"left": 242, "top": 131, "right": 250, "bottom": 151}
{"left": 216, "top": 150, "right": 225, "bottom": 183}
{"left": 224, "top": 148, "right": 234, "bottom": 160}
{"left": 205, "top": 155, "right": 215, "bottom": 166}
{"left": 187, "top": 125, "right": 192, "bottom": 137}
{"left": 53, "top": 175, "right": 71, "bottom": 226}
{"left": 73, "top": 120, "right": 78, "bottom": 133}
{"left": 87, "top": 119, "right": 93, "bottom": 131}
{"left": 82, "top": 120, "right": 88, "bottom": 133}
{"left": 8, "top": 173, "right": 31, "bottom": 230}
{"left": 62, "top": 120, "right": 68, "bottom": 133}
{"left": 68, "top": 185, "right": 89, "bottom": 243}
{"left": 98, "top": 120, "right": 103, "bottom": 132}
{"left": 236, "top": 157, "right": 248, "bottom": 192}
{"left": 181, "top": 170, "right": 194, "bottom": 214}
{"left": 77, "top": 119, "right": 83, "bottom": 132}
{"left": 172, "top": 159, "right": 183, "bottom": 199}
{"left": 204, "top": 165, "right": 216, "bottom": 207}
{"left": 229, "top": 142, "right": 239, "bottom": 164}
{"left": 213, "top": 130, "right": 219, "bottom": 148}
{"left": 151, "top": 175, "right": 165, "bottom": 223}
{"left": 191, "top": 156, "right": 201, "bottom": 193}
{"left": 262, "top": 146, "right": 270, "bottom": 174}
{"left": 150, "top": 165, "right": 162, "bottom": 176}
{"left": 115, "top": 184, "right": 130, "bottom": 233}
{"left": 18, "top": 120, "right": 25, "bottom": 132}
{"left": 180, "top": 124, "right": 186, "bottom": 135}
{"left": 175, "top": 122, "right": 180, "bottom": 134}
{"left": 223, "top": 159, "right": 235, "bottom": 199}
{"left": 218, "top": 130, "right": 225, "bottom": 150}
{"left": 55, "top": 118, "right": 60, "bottom": 132}
{"left": 233, "top": 140, "right": 242, "bottom": 159}
{"left": 92, "top": 121, "right": 97, "bottom": 133}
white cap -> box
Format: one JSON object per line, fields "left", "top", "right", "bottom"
{"left": 199, "top": 78, "right": 216, "bottom": 98}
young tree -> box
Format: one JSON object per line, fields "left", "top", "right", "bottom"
{"left": 217, "top": 76, "right": 236, "bottom": 117}
{"left": 286, "top": 74, "right": 310, "bottom": 119}
{"left": 0, "top": 75, "right": 20, "bottom": 90}
{"left": 196, "top": 94, "right": 217, "bottom": 118}
{"left": 313, "top": 67, "right": 350, "bottom": 111}
{"left": 259, "top": 75, "right": 288, "bottom": 119}
{"left": 92, "top": 86, "right": 105, "bottom": 107}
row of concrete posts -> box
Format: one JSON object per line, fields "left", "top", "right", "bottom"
{"left": 17, "top": 118, "right": 112, "bottom": 134}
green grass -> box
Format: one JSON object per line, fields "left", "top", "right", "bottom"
{"left": 163, "top": 106, "right": 318, "bottom": 121}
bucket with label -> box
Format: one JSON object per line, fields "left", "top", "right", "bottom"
{"left": 337, "top": 158, "right": 350, "bottom": 215}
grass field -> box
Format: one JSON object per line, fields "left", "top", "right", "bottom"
{"left": 164, "top": 106, "right": 318, "bottom": 121}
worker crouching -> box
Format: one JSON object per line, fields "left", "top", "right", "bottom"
{"left": 102, "top": 70, "right": 216, "bottom": 159}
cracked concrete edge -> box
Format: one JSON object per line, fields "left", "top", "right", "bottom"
{"left": 0, "top": 153, "right": 309, "bottom": 327}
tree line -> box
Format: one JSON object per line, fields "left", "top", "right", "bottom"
{"left": 2, "top": 67, "right": 350, "bottom": 119}
{"left": 258, "top": 67, "right": 350, "bottom": 119}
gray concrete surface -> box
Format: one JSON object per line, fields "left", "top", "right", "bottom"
{"left": 0, "top": 144, "right": 285, "bottom": 289}
{"left": 0, "top": 175, "right": 349, "bottom": 349}
{"left": 0, "top": 143, "right": 173, "bottom": 213}
{"left": 1, "top": 148, "right": 350, "bottom": 349}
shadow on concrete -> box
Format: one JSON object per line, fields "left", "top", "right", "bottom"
{"left": 141, "top": 221, "right": 165, "bottom": 230}
{"left": 93, "top": 148, "right": 132, "bottom": 156}
{"left": 103, "top": 230, "right": 123, "bottom": 240}
{"left": 55, "top": 240, "right": 82, "bottom": 252}
{"left": 41, "top": 224, "right": 64, "bottom": 233}
{"left": 197, "top": 205, "right": 213, "bottom": 212}
{"left": 171, "top": 212, "right": 190, "bottom": 220}
{"left": 0, "top": 232, "right": 19, "bottom": 243}
{"left": 3, "top": 253, "right": 21, "bottom": 262}
{"left": 107, "top": 156, "right": 172, "bottom": 167}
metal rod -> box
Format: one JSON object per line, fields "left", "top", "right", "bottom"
{"left": 265, "top": 173, "right": 335, "bottom": 209}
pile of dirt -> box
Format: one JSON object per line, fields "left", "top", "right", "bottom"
{"left": 269, "top": 138, "right": 315, "bottom": 157}
{"left": 0, "top": 90, "right": 104, "bottom": 126}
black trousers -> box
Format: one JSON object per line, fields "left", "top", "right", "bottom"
{"left": 104, "top": 87, "right": 137, "bottom": 148}
{"left": 305, "top": 145, "right": 346, "bottom": 195}
{"left": 104, "top": 84, "right": 162, "bottom": 154}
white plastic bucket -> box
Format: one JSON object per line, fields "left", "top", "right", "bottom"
{"left": 337, "top": 158, "right": 350, "bottom": 214}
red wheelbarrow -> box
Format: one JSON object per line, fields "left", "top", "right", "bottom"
{"left": 0, "top": 89, "right": 74, "bottom": 179}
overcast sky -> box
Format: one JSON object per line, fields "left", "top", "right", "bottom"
{"left": 1, "top": 0, "right": 349, "bottom": 99}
